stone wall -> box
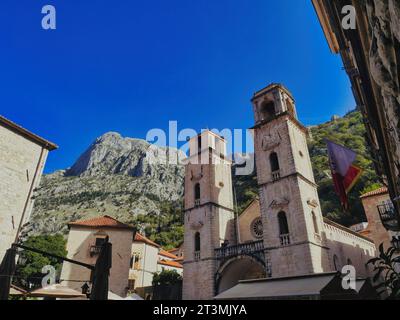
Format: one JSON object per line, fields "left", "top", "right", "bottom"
{"left": 323, "top": 220, "right": 376, "bottom": 278}
{"left": 0, "top": 124, "right": 48, "bottom": 261}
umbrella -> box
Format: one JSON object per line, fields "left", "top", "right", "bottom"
{"left": 29, "top": 284, "right": 86, "bottom": 299}
{"left": 0, "top": 246, "right": 17, "bottom": 300}
{"left": 90, "top": 237, "right": 112, "bottom": 300}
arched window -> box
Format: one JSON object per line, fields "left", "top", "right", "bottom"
{"left": 194, "top": 232, "right": 201, "bottom": 252}
{"left": 260, "top": 101, "right": 275, "bottom": 122}
{"left": 278, "top": 211, "right": 289, "bottom": 235}
{"left": 270, "top": 152, "right": 280, "bottom": 172}
{"left": 333, "top": 255, "right": 339, "bottom": 271}
{"left": 312, "top": 212, "right": 319, "bottom": 234}
{"left": 194, "top": 183, "right": 200, "bottom": 204}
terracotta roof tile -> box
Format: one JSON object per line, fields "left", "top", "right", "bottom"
{"left": 159, "top": 249, "right": 179, "bottom": 259}
{"left": 68, "top": 215, "right": 135, "bottom": 230}
{"left": 134, "top": 233, "right": 160, "bottom": 248}
{"left": 158, "top": 259, "right": 183, "bottom": 269}
{"left": 360, "top": 187, "right": 388, "bottom": 199}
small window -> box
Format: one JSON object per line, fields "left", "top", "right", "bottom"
{"left": 312, "top": 212, "right": 319, "bottom": 234}
{"left": 194, "top": 183, "right": 201, "bottom": 203}
{"left": 130, "top": 253, "right": 141, "bottom": 270}
{"left": 278, "top": 211, "right": 289, "bottom": 235}
{"left": 194, "top": 232, "right": 201, "bottom": 252}
{"left": 128, "top": 279, "right": 135, "bottom": 290}
{"left": 270, "top": 152, "right": 280, "bottom": 172}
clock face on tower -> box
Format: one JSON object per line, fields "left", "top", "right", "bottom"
{"left": 251, "top": 217, "right": 263, "bottom": 239}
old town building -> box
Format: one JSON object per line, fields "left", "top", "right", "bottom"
{"left": 0, "top": 115, "right": 57, "bottom": 262}
{"left": 60, "top": 215, "right": 136, "bottom": 297}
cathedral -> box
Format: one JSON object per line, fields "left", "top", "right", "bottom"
{"left": 182, "top": 83, "right": 377, "bottom": 300}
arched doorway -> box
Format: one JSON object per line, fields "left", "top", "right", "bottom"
{"left": 215, "top": 256, "right": 266, "bottom": 295}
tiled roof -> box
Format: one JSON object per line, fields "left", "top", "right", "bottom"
{"left": 0, "top": 115, "right": 58, "bottom": 150}
{"left": 360, "top": 187, "right": 388, "bottom": 199}
{"left": 158, "top": 259, "right": 183, "bottom": 269}
{"left": 159, "top": 249, "right": 179, "bottom": 260}
{"left": 134, "top": 233, "right": 160, "bottom": 248}
{"left": 68, "top": 215, "right": 135, "bottom": 230}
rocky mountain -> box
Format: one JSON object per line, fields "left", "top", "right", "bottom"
{"left": 27, "top": 132, "right": 185, "bottom": 237}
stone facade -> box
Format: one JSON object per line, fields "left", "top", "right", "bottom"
{"left": 0, "top": 116, "right": 56, "bottom": 261}
{"left": 238, "top": 199, "right": 261, "bottom": 243}
{"left": 183, "top": 84, "right": 377, "bottom": 300}
{"left": 252, "top": 84, "right": 331, "bottom": 277}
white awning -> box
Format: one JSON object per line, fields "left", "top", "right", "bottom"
{"left": 215, "top": 273, "right": 338, "bottom": 300}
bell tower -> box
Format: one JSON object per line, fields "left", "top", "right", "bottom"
{"left": 252, "top": 84, "right": 330, "bottom": 277}
{"left": 182, "top": 131, "right": 235, "bottom": 300}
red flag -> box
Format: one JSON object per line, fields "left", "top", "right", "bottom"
{"left": 326, "top": 140, "right": 363, "bottom": 210}
{"left": 343, "top": 165, "right": 363, "bottom": 193}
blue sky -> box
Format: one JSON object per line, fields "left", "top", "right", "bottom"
{"left": 0, "top": 0, "right": 355, "bottom": 173}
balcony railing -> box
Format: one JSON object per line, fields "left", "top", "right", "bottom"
{"left": 194, "top": 199, "right": 201, "bottom": 206}
{"left": 89, "top": 245, "right": 102, "bottom": 257}
{"left": 194, "top": 251, "right": 201, "bottom": 261}
{"left": 215, "top": 240, "right": 264, "bottom": 260}
{"left": 272, "top": 170, "right": 281, "bottom": 181}
{"left": 279, "top": 234, "right": 291, "bottom": 246}
{"left": 377, "top": 203, "right": 400, "bottom": 231}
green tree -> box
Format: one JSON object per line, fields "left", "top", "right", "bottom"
{"left": 14, "top": 234, "right": 67, "bottom": 289}
{"left": 132, "top": 200, "right": 184, "bottom": 249}
{"left": 152, "top": 269, "right": 182, "bottom": 287}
